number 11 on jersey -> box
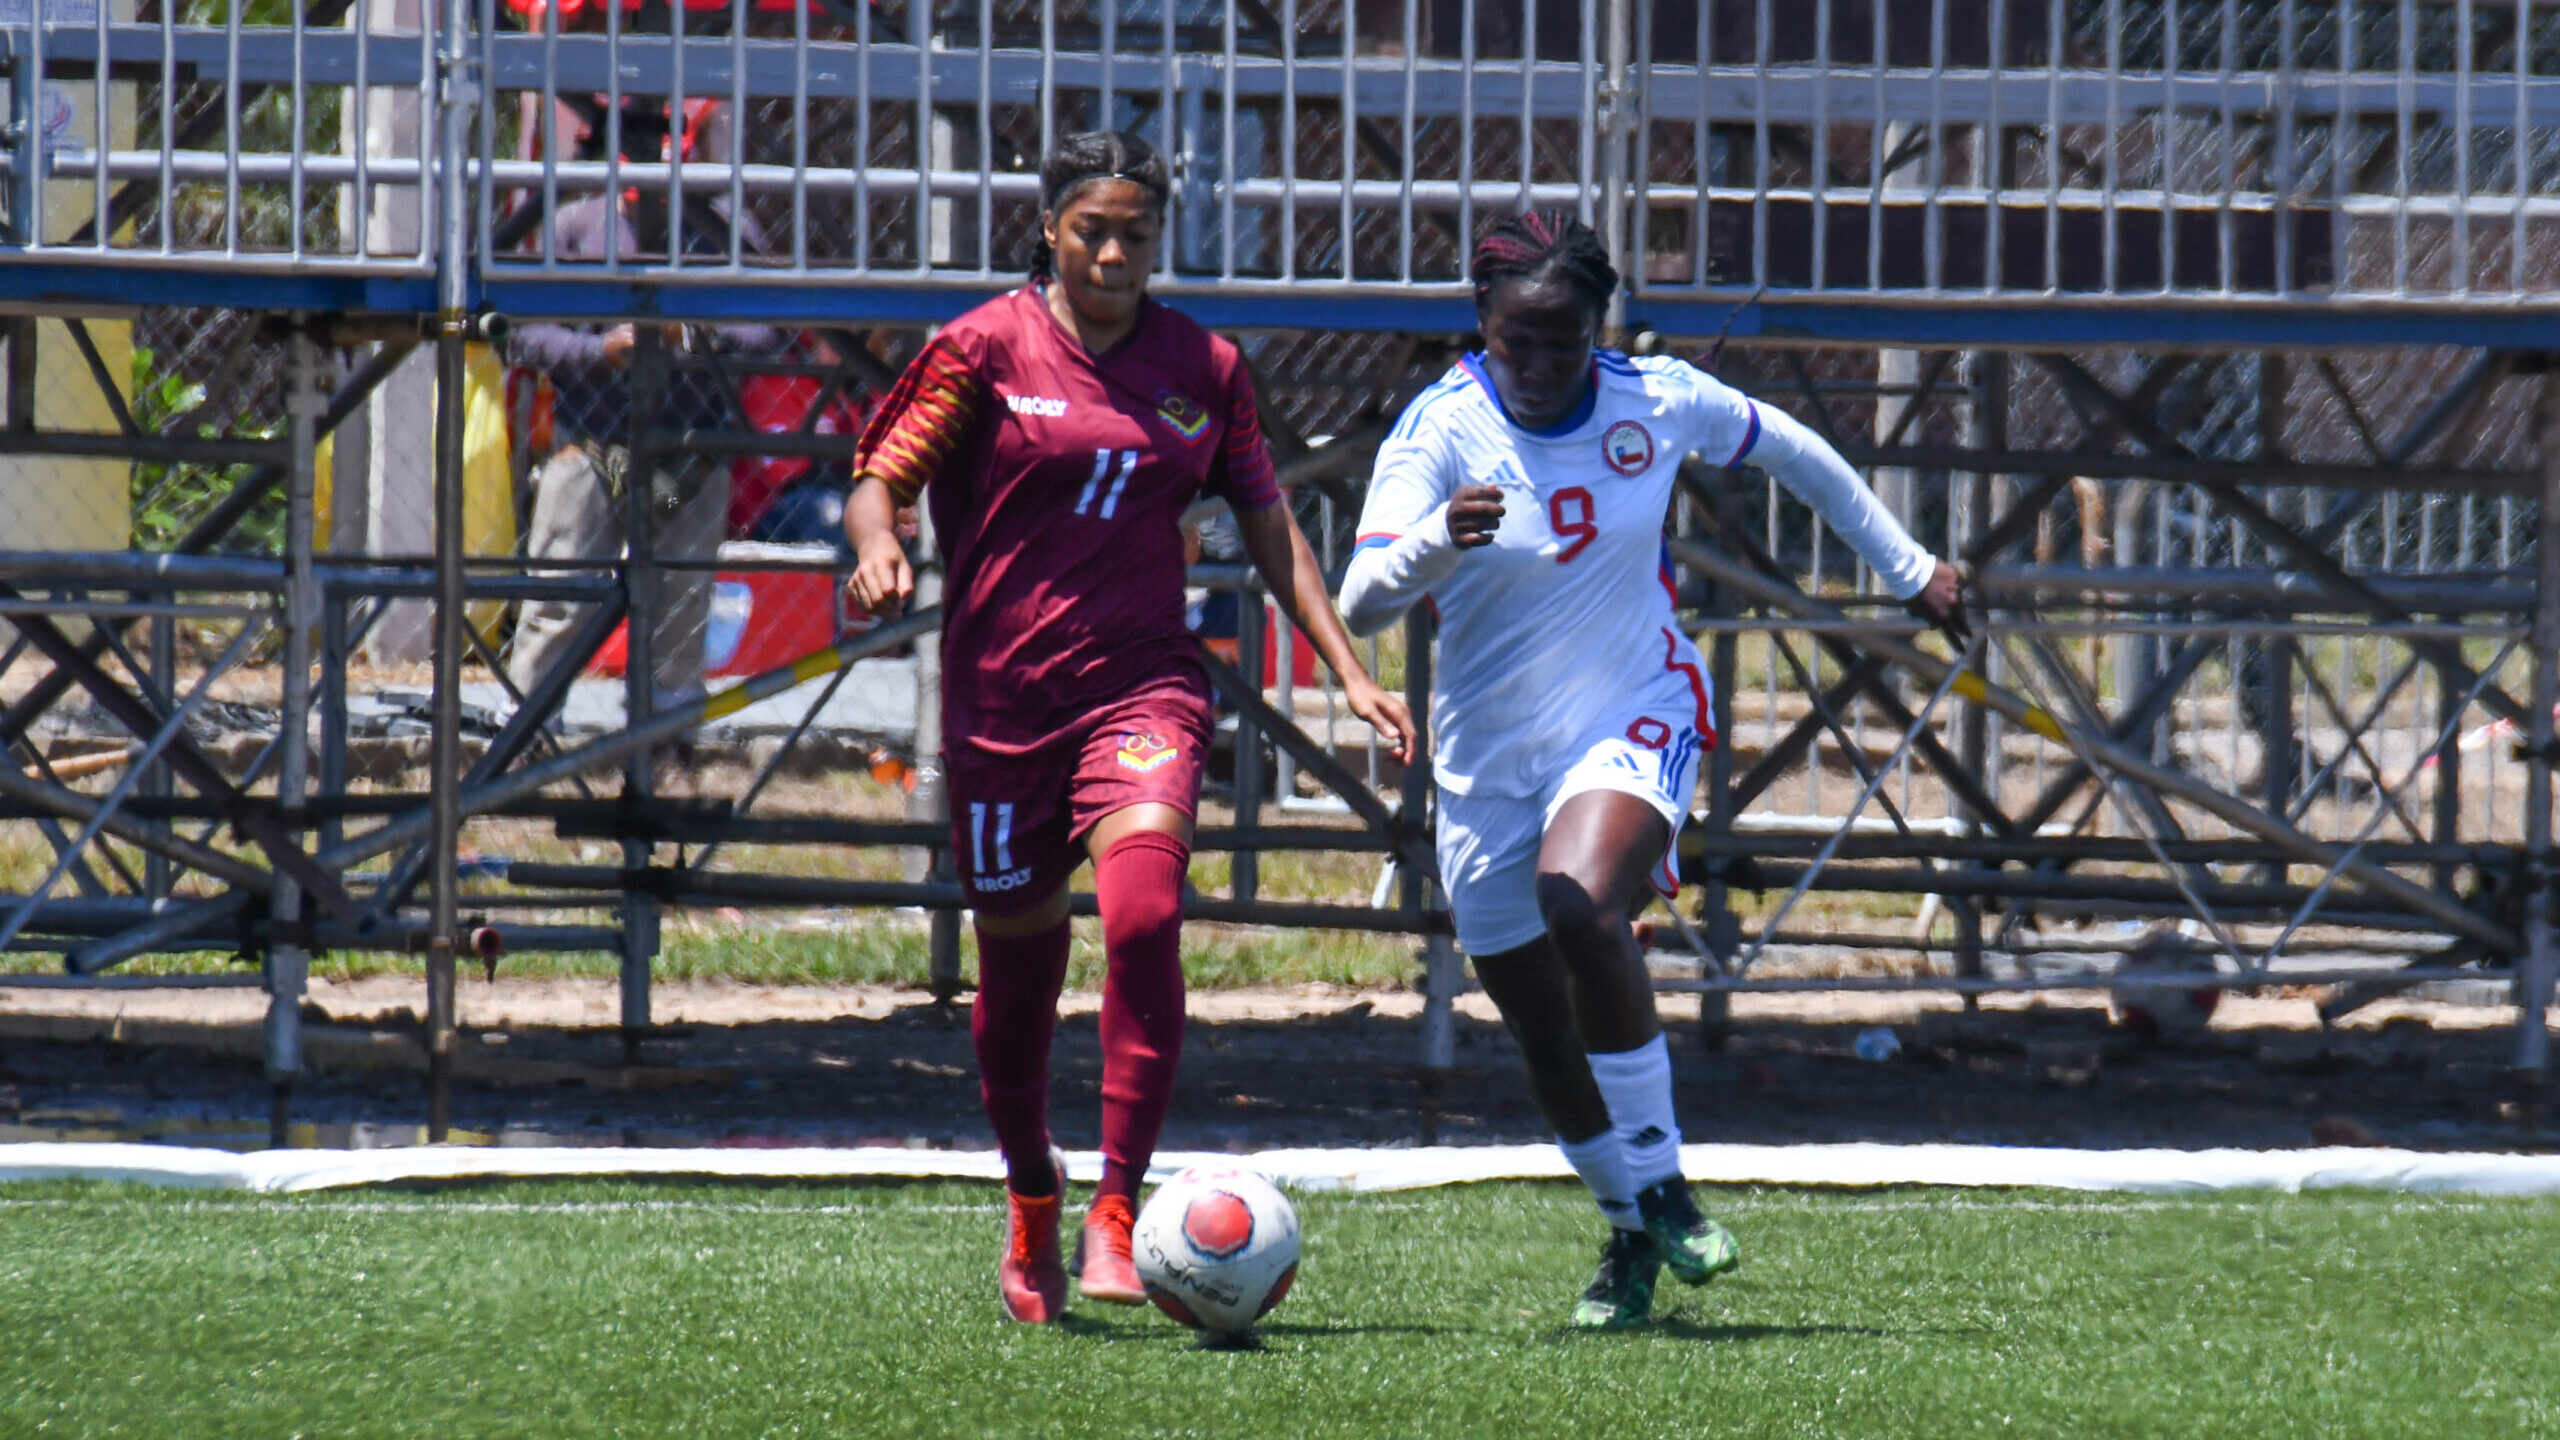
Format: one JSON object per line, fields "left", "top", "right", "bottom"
{"left": 1077, "top": 448, "right": 1140, "bottom": 518}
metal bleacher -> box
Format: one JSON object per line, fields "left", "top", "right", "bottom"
{"left": 0, "top": 0, "right": 2550, "bottom": 1139}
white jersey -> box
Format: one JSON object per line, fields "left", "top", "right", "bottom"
{"left": 1340, "top": 350, "right": 1935, "bottom": 799}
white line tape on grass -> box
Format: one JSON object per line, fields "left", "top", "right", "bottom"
{"left": 5, "top": 1141, "right": 2560, "bottom": 1197}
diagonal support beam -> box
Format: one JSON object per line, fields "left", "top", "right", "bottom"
{"left": 0, "top": 763, "right": 271, "bottom": 894}
{"left": 2016, "top": 633, "right": 2220, "bottom": 836}
{"left": 0, "top": 339, "right": 416, "bottom": 757}
{"left": 1758, "top": 632, "right": 1936, "bottom": 847}
{"left": 0, "top": 591, "right": 353, "bottom": 919}
{"left": 1663, "top": 533, "right": 2518, "bottom": 955}
{"left": 1727, "top": 654, "right": 1890, "bottom": 811}
{"left": 1200, "top": 648, "right": 1435, "bottom": 878}
{"left": 0, "top": 618, "right": 264, "bottom": 954}
{"left": 316, "top": 610, "right": 944, "bottom": 877}
{"left": 365, "top": 589, "right": 628, "bottom": 921}
{"left": 2033, "top": 352, "right": 2532, "bottom": 730}
{"left": 1678, "top": 463, "right": 2020, "bottom": 833}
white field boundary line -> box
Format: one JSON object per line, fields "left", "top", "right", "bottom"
{"left": 5, "top": 1142, "right": 2560, "bottom": 1198}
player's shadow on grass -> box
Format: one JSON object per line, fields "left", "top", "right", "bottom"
{"left": 1547, "top": 1319, "right": 1900, "bottom": 1344}
{"left": 1057, "top": 1315, "right": 1458, "bottom": 1344}
{"left": 1652, "top": 1319, "right": 1893, "bottom": 1344}
{"left": 1252, "top": 1321, "right": 1460, "bottom": 1339}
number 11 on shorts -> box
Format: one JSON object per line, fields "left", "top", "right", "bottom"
{"left": 969, "top": 802, "right": 1016, "bottom": 871}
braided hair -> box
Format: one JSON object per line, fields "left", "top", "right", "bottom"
{"left": 1027, "top": 130, "right": 1172, "bottom": 282}
{"left": 1468, "top": 210, "right": 1618, "bottom": 321}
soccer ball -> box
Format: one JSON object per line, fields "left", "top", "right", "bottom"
{"left": 1131, "top": 1165, "right": 1301, "bottom": 1337}
{"left": 2107, "top": 934, "right": 2222, "bottom": 1043}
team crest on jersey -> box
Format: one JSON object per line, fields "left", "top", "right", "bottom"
{"left": 1118, "top": 732, "right": 1180, "bottom": 773}
{"left": 1154, "top": 389, "right": 1211, "bottom": 443}
{"left": 1602, "top": 420, "right": 1656, "bottom": 476}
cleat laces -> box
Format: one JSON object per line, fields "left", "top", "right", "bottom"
{"left": 1086, "top": 1194, "right": 1136, "bottom": 1262}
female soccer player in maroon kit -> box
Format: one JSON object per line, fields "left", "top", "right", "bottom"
{"left": 845, "top": 131, "right": 1414, "bottom": 1324}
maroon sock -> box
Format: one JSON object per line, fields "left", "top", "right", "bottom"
{"left": 970, "top": 916, "right": 1072, "bottom": 1198}
{"left": 1092, "top": 830, "right": 1191, "bottom": 1205}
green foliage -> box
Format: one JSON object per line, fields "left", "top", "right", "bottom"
{"left": 125, "top": 342, "right": 283, "bottom": 553}
{"left": 1, "top": 1181, "right": 2556, "bottom": 1437}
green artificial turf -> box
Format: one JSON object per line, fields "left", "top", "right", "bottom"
{"left": 3, "top": 1179, "right": 2556, "bottom": 1438}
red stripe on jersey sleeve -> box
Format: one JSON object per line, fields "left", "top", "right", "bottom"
{"left": 851, "top": 333, "right": 982, "bottom": 506}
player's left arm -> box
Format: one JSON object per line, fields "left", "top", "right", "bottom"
{"left": 1211, "top": 354, "right": 1416, "bottom": 763}
{"left": 1234, "top": 500, "right": 1413, "bottom": 765}
{"left": 1726, "top": 392, "right": 1968, "bottom": 640}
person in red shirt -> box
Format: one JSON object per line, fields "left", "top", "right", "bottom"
{"left": 845, "top": 130, "right": 1413, "bottom": 1325}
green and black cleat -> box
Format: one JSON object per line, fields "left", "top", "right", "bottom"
{"left": 1571, "top": 1227, "right": 1662, "bottom": 1330}
{"left": 1636, "top": 1176, "right": 1740, "bottom": 1285}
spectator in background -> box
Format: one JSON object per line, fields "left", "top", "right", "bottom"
{"left": 731, "top": 329, "right": 868, "bottom": 547}
{"left": 503, "top": 93, "right": 781, "bottom": 716}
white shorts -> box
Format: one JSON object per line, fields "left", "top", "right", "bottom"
{"left": 1434, "top": 711, "right": 1707, "bottom": 958}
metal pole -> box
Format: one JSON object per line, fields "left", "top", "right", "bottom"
{"left": 1233, "top": 575, "right": 1265, "bottom": 904}
{"left": 620, "top": 331, "right": 666, "bottom": 1054}
{"left": 426, "top": 0, "right": 475, "bottom": 1142}
{"left": 1273, "top": 587, "right": 1297, "bottom": 804}
{"left": 1953, "top": 350, "right": 2005, "bottom": 996}
{"left": 2435, "top": 664, "right": 2464, "bottom": 894}
{"left": 427, "top": 338, "right": 465, "bottom": 1143}
{"left": 265, "top": 324, "right": 324, "bottom": 1147}
{"left": 3, "top": 39, "right": 30, "bottom": 247}
{"left": 1598, "top": 0, "right": 1632, "bottom": 339}
{"left": 318, "top": 583, "right": 351, "bottom": 858}
{"left": 1402, "top": 607, "right": 1455, "bottom": 1069}
{"left": 2516, "top": 372, "right": 2560, "bottom": 1073}
{"left": 2255, "top": 357, "right": 2295, "bottom": 889}
{"left": 909, "top": 504, "right": 960, "bottom": 1004}
{"left": 1696, "top": 472, "right": 1740, "bottom": 1048}
{"left": 146, "top": 603, "right": 175, "bottom": 904}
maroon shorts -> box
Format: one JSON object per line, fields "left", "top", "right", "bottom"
{"left": 945, "top": 680, "right": 1213, "bottom": 914}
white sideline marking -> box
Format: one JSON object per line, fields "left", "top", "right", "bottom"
{"left": 2, "top": 1141, "right": 2560, "bottom": 1198}
{"left": 0, "top": 1198, "right": 1003, "bottom": 1216}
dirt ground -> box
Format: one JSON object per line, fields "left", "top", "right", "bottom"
{"left": 0, "top": 978, "right": 2546, "bottom": 1154}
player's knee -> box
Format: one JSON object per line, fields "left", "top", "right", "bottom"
{"left": 1534, "top": 870, "right": 1617, "bottom": 957}
{"left": 1096, "top": 830, "right": 1189, "bottom": 941}
{"left": 975, "top": 884, "right": 1071, "bottom": 937}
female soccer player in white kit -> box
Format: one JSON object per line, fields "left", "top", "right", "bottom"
{"left": 1340, "top": 213, "right": 1965, "bottom": 1327}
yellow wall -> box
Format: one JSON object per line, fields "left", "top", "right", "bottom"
{"left": 4, "top": 46, "right": 138, "bottom": 552}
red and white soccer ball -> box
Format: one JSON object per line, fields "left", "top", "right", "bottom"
{"left": 2108, "top": 936, "right": 2223, "bottom": 1043}
{"left": 1131, "top": 1165, "right": 1301, "bottom": 1337}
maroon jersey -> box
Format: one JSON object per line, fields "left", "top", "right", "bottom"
{"left": 854, "top": 286, "right": 1283, "bottom": 757}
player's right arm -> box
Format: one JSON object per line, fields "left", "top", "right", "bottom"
{"left": 844, "top": 333, "right": 982, "bottom": 618}
{"left": 1337, "top": 415, "right": 1504, "bottom": 637}
{"left": 1680, "top": 364, "right": 1966, "bottom": 636}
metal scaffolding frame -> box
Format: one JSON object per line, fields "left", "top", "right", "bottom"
{"left": 0, "top": 0, "right": 2547, "bottom": 1141}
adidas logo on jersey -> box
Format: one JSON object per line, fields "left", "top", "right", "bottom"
{"left": 1004, "top": 392, "right": 1070, "bottom": 418}
{"left": 1628, "top": 1125, "right": 1670, "bottom": 1149}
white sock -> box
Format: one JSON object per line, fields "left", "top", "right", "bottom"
{"left": 1556, "top": 1131, "right": 1643, "bottom": 1231}
{"left": 1588, "top": 1034, "right": 1683, "bottom": 1191}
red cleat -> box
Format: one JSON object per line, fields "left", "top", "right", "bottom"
{"left": 1075, "top": 1193, "right": 1147, "bottom": 1305}
{"left": 999, "top": 1187, "right": 1069, "bottom": 1323}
